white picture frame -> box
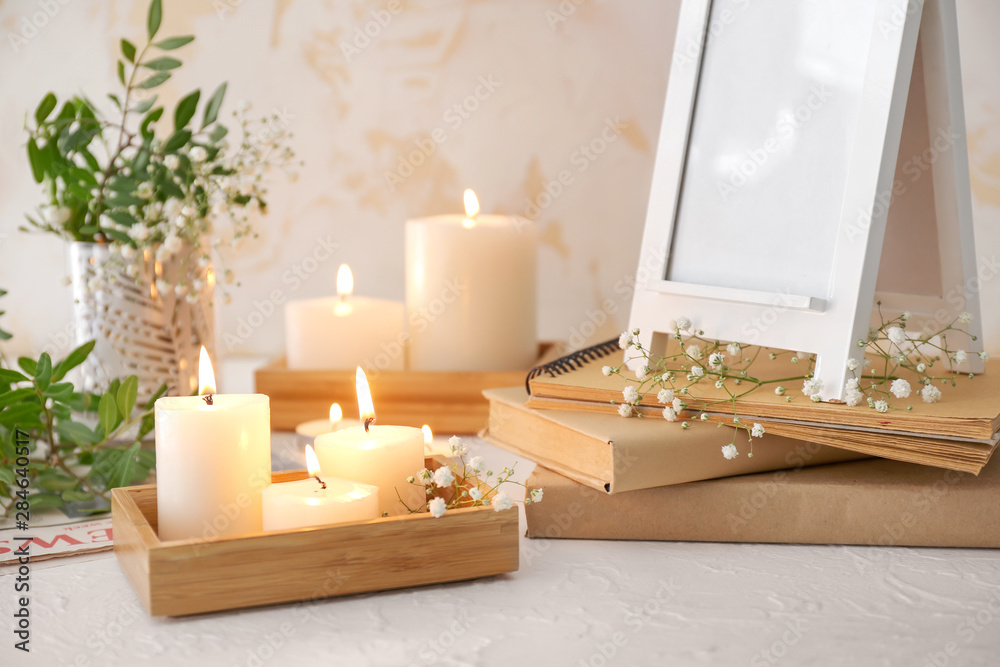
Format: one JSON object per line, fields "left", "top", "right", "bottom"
{"left": 627, "top": 0, "right": 983, "bottom": 401}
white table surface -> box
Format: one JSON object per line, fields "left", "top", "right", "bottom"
{"left": 3, "top": 434, "right": 1000, "bottom": 667}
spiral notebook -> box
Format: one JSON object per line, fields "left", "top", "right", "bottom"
{"left": 524, "top": 340, "right": 1000, "bottom": 474}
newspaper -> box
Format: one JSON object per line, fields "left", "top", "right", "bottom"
{"left": 0, "top": 512, "right": 113, "bottom": 565}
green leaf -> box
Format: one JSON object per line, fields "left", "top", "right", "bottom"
{"left": 143, "top": 56, "right": 181, "bottom": 71}
{"left": 62, "top": 489, "right": 95, "bottom": 502}
{"left": 209, "top": 124, "right": 228, "bottom": 143}
{"left": 105, "top": 211, "right": 138, "bottom": 228}
{"left": 98, "top": 392, "right": 119, "bottom": 435}
{"left": 143, "top": 382, "right": 169, "bottom": 409}
{"left": 34, "top": 352, "right": 52, "bottom": 391}
{"left": 35, "top": 92, "right": 57, "bottom": 125}
{"left": 109, "top": 441, "right": 141, "bottom": 488}
{"left": 17, "top": 357, "right": 36, "bottom": 376}
{"left": 140, "top": 107, "right": 164, "bottom": 138}
{"left": 155, "top": 35, "right": 194, "bottom": 50}
{"left": 164, "top": 129, "right": 192, "bottom": 152}
{"left": 36, "top": 471, "right": 80, "bottom": 491}
{"left": 117, "top": 376, "right": 138, "bottom": 418}
{"left": 103, "top": 229, "right": 133, "bottom": 246}
{"left": 117, "top": 60, "right": 126, "bottom": 86}
{"left": 138, "top": 72, "right": 171, "bottom": 90}
{"left": 27, "top": 139, "right": 45, "bottom": 183}
{"left": 121, "top": 38, "right": 136, "bottom": 63}
{"left": 174, "top": 89, "right": 200, "bottom": 131}
{"left": 56, "top": 420, "right": 100, "bottom": 445}
{"left": 134, "top": 95, "right": 158, "bottom": 114}
{"left": 0, "top": 467, "right": 14, "bottom": 484}
{"left": 147, "top": 0, "right": 162, "bottom": 39}
{"left": 52, "top": 340, "right": 95, "bottom": 381}
{"left": 28, "top": 493, "right": 65, "bottom": 510}
{"left": 202, "top": 82, "right": 227, "bottom": 128}
{"left": 0, "top": 387, "right": 37, "bottom": 410}
{"left": 105, "top": 194, "right": 145, "bottom": 208}
{"left": 43, "top": 382, "right": 75, "bottom": 401}
{"left": 0, "top": 403, "right": 43, "bottom": 430}
{"left": 0, "top": 368, "right": 29, "bottom": 384}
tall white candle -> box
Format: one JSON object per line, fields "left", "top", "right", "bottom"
{"left": 154, "top": 348, "right": 272, "bottom": 542}
{"left": 405, "top": 190, "right": 537, "bottom": 371}
{"left": 261, "top": 445, "right": 379, "bottom": 531}
{"left": 285, "top": 264, "right": 405, "bottom": 371}
{"left": 313, "top": 369, "right": 425, "bottom": 516}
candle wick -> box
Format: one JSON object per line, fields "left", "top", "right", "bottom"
{"left": 314, "top": 475, "right": 327, "bottom": 490}
{"left": 202, "top": 393, "right": 214, "bottom": 406}
{"left": 364, "top": 416, "right": 374, "bottom": 432}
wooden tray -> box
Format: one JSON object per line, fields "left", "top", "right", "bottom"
{"left": 255, "top": 343, "right": 561, "bottom": 432}
{"left": 112, "top": 468, "right": 519, "bottom": 617}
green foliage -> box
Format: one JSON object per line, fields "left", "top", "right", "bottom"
{"left": 0, "top": 291, "right": 161, "bottom": 517}
{"left": 22, "top": 0, "right": 223, "bottom": 245}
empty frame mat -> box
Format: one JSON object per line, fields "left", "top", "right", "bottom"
{"left": 665, "top": 0, "right": 877, "bottom": 300}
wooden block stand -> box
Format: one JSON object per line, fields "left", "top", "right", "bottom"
{"left": 255, "top": 344, "right": 558, "bottom": 433}
{"left": 112, "top": 467, "right": 519, "bottom": 617}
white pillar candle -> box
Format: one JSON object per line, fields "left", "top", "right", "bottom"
{"left": 405, "top": 190, "right": 537, "bottom": 371}
{"left": 313, "top": 369, "right": 425, "bottom": 516}
{"left": 285, "top": 264, "right": 405, "bottom": 371}
{"left": 261, "top": 445, "right": 379, "bottom": 531}
{"left": 154, "top": 348, "right": 272, "bottom": 542}
{"left": 294, "top": 403, "right": 361, "bottom": 442}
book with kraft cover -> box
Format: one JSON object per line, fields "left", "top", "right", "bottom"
{"left": 482, "top": 387, "right": 865, "bottom": 493}
{"left": 523, "top": 457, "right": 1000, "bottom": 548}
{"left": 524, "top": 340, "right": 1000, "bottom": 474}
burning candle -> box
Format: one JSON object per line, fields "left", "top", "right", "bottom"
{"left": 154, "top": 347, "right": 272, "bottom": 541}
{"left": 284, "top": 264, "right": 405, "bottom": 371}
{"left": 261, "top": 445, "right": 380, "bottom": 531}
{"left": 313, "top": 368, "right": 425, "bottom": 516}
{"left": 294, "top": 403, "right": 361, "bottom": 443}
{"left": 405, "top": 189, "right": 537, "bottom": 371}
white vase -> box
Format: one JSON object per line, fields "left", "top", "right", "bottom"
{"left": 68, "top": 241, "right": 216, "bottom": 402}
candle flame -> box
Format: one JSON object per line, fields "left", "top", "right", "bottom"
{"left": 337, "top": 264, "right": 354, "bottom": 298}
{"left": 329, "top": 403, "right": 343, "bottom": 424}
{"left": 356, "top": 367, "right": 375, "bottom": 427}
{"left": 305, "top": 444, "right": 322, "bottom": 477}
{"left": 421, "top": 425, "right": 433, "bottom": 444}
{"left": 198, "top": 346, "right": 216, "bottom": 396}
{"left": 463, "top": 189, "right": 480, "bottom": 218}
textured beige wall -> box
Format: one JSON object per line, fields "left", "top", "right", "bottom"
{"left": 0, "top": 0, "right": 998, "bottom": 368}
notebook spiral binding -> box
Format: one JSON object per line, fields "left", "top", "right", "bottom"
{"left": 525, "top": 338, "right": 619, "bottom": 394}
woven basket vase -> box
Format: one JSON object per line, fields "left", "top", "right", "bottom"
{"left": 68, "top": 241, "right": 215, "bottom": 402}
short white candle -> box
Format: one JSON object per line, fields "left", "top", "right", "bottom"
{"left": 294, "top": 403, "right": 361, "bottom": 441}
{"left": 405, "top": 190, "right": 537, "bottom": 371}
{"left": 313, "top": 369, "right": 424, "bottom": 516}
{"left": 154, "top": 348, "right": 271, "bottom": 542}
{"left": 285, "top": 264, "right": 405, "bottom": 371}
{"left": 262, "top": 445, "right": 379, "bottom": 531}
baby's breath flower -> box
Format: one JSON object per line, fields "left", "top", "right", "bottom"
{"left": 887, "top": 326, "right": 907, "bottom": 346}
{"left": 468, "top": 456, "right": 484, "bottom": 473}
{"left": 602, "top": 365, "right": 613, "bottom": 377}
{"left": 691, "top": 365, "right": 704, "bottom": 378}
{"left": 428, "top": 497, "right": 447, "bottom": 518}
{"left": 953, "top": 350, "right": 968, "bottom": 364}
{"left": 714, "top": 380, "right": 724, "bottom": 389}
{"left": 636, "top": 365, "right": 651, "bottom": 382}
{"left": 775, "top": 386, "right": 785, "bottom": 395}
{"left": 847, "top": 358, "right": 859, "bottom": 371}
{"left": 662, "top": 407, "right": 677, "bottom": 422}
{"left": 418, "top": 468, "right": 433, "bottom": 482}
{"left": 491, "top": 491, "right": 513, "bottom": 512}
{"left": 708, "top": 352, "right": 725, "bottom": 369}
{"left": 618, "top": 331, "right": 634, "bottom": 350}
{"left": 802, "top": 377, "right": 822, "bottom": 397}
{"left": 672, "top": 317, "right": 692, "bottom": 332}
{"left": 916, "top": 363, "right": 927, "bottom": 373}
{"left": 958, "top": 312, "right": 973, "bottom": 324}
{"left": 874, "top": 400, "right": 889, "bottom": 413}
{"left": 699, "top": 413, "right": 709, "bottom": 421}
{"left": 727, "top": 342, "right": 741, "bottom": 357}
{"left": 890, "top": 378, "right": 911, "bottom": 399}
{"left": 686, "top": 344, "right": 703, "bottom": 360}
{"left": 845, "top": 389, "right": 864, "bottom": 406}
{"left": 469, "top": 488, "right": 483, "bottom": 501}
{"left": 810, "top": 394, "right": 822, "bottom": 403}
{"left": 618, "top": 403, "right": 634, "bottom": 418}
{"left": 622, "top": 386, "right": 640, "bottom": 405}
{"left": 164, "top": 154, "right": 180, "bottom": 170}
{"left": 449, "top": 435, "right": 469, "bottom": 457}
{"left": 672, "top": 397, "right": 684, "bottom": 413}
{"left": 921, "top": 384, "right": 942, "bottom": 403}
{"left": 656, "top": 389, "right": 674, "bottom": 404}
{"left": 530, "top": 488, "right": 544, "bottom": 503}
{"left": 979, "top": 350, "right": 990, "bottom": 362}
{"left": 432, "top": 466, "right": 455, "bottom": 488}
{"left": 751, "top": 423, "right": 764, "bottom": 438}
{"left": 721, "top": 444, "right": 739, "bottom": 460}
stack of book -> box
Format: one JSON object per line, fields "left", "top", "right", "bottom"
{"left": 482, "top": 341, "right": 1000, "bottom": 547}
